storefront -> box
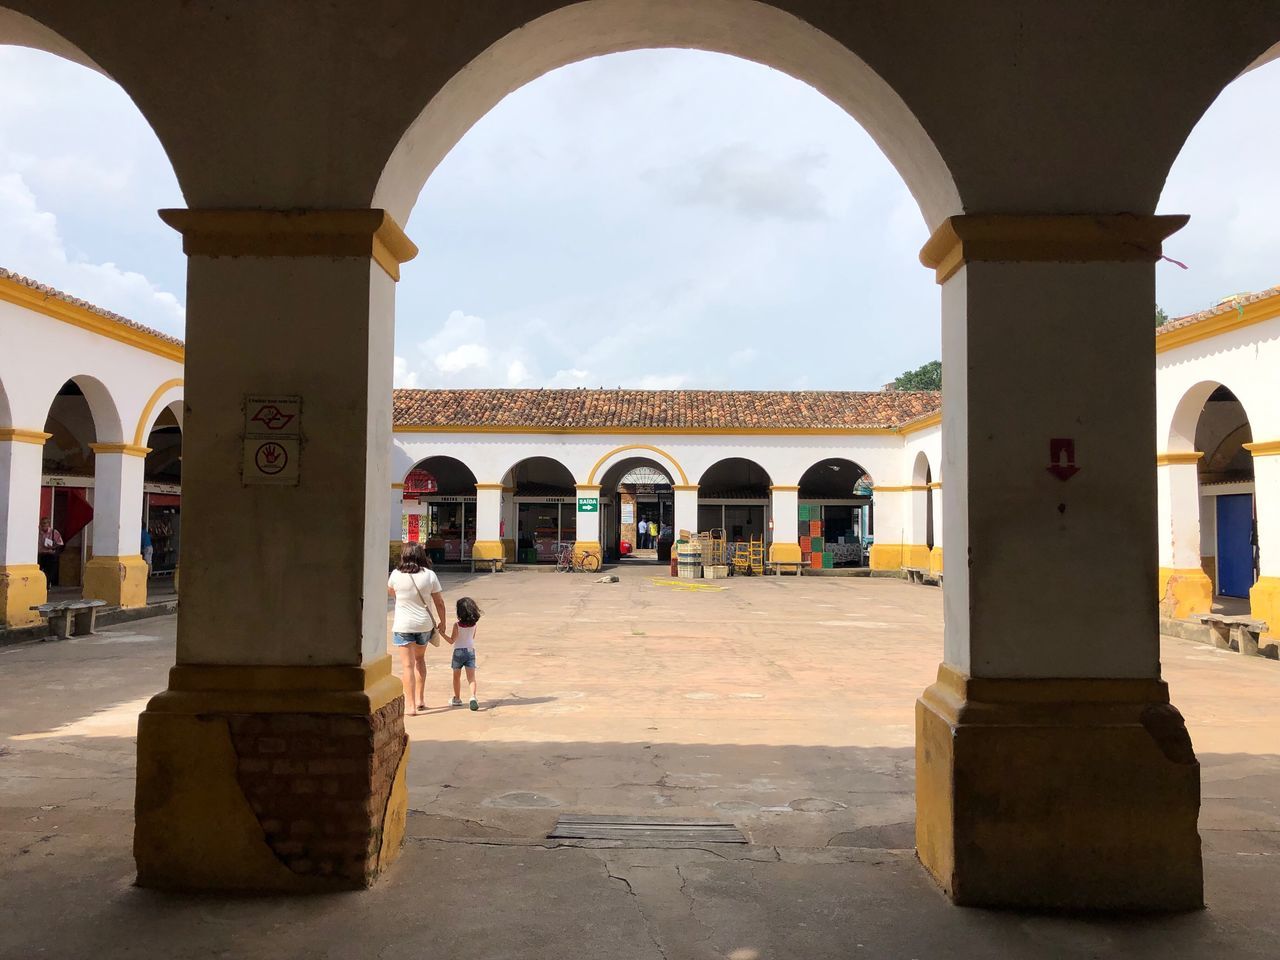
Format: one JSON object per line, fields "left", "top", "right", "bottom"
{"left": 799, "top": 498, "right": 871, "bottom": 566}
{"left": 403, "top": 495, "right": 476, "bottom": 564}
{"left": 515, "top": 497, "right": 576, "bottom": 564}
{"left": 144, "top": 488, "right": 182, "bottom": 575}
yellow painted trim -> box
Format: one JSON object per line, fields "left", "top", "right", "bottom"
{"left": 82, "top": 554, "right": 149, "bottom": 608}
{"left": 470, "top": 540, "right": 505, "bottom": 562}
{"left": 919, "top": 213, "right": 1189, "bottom": 285}
{"left": 906, "top": 544, "right": 932, "bottom": 569}
{"left": 871, "top": 484, "right": 926, "bottom": 493}
{"left": 576, "top": 484, "right": 601, "bottom": 493}
{"left": 769, "top": 542, "right": 802, "bottom": 564}
{"left": 898, "top": 410, "right": 942, "bottom": 435}
{"left": 1157, "top": 566, "right": 1213, "bottom": 619}
{"left": 0, "top": 563, "right": 46, "bottom": 627}
{"left": 151, "top": 655, "right": 401, "bottom": 715}
{"left": 1157, "top": 290, "right": 1280, "bottom": 354}
{"left": 159, "top": 208, "right": 419, "bottom": 282}
{"left": 89, "top": 442, "right": 151, "bottom": 457}
{"left": 1243, "top": 440, "right": 1280, "bottom": 458}
{"left": 390, "top": 483, "right": 405, "bottom": 490}
{"left": 474, "top": 483, "right": 506, "bottom": 491}
{"left": 929, "top": 546, "right": 944, "bottom": 576}
{"left": 672, "top": 484, "right": 699, "bottom": 492}
{"left": 1156, "top": 451, "right": 1204, "bottom": 466}
{"left": 397, "top": 424, "right": 900, "bottom": 438}
{"left": 770, "top": 485, "right": 800, "bottom": 492}
{"left": 586, "top": 443, "right": 689, "bottom": 485}
{"left": 132, "top": 378, "right": 185, "bottom": 446}
{"left": 869, "top": 543, "right": 904, "bottom": 571}
{"left": 927, "top": 481, "right": 943, "bottom": 490}
{"left": 0, "top": 273, "right": 185, "bottom": 362}
{"left": 572, "top": 541, "right": 602, "bottom": 565}
{"left": 1250, "top": 577, "right": 1280, "bottom": 642}
{"left": 0, "top": 428, "right": 52, "bottom": 445}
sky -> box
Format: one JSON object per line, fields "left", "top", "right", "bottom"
{"left": 1, "top": 46, "right": 1278, "bottom": 391}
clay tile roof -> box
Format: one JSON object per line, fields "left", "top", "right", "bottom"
{"left": 0, "top": 267, "right": 185, "bottom": 348}
{"left": 1158, "top": 286, "right": 1280, "bottom": 336}
{"left": 393, "top": 389, "right": 942, "bottom": 431}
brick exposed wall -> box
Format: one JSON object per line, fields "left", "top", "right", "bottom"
{"left": 228, "top": 698, "right": 407, "bottom": 886}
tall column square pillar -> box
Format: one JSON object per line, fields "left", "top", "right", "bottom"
{"left": 915, "top": 214, "right": 1202, "bottom": 910}
{"left": 0, "top": 431, "right": 51, "bottom": 625}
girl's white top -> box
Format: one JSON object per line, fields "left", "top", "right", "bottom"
{"left": 454, "top": 624, "right": 477, "bottom": 650}
{"left": 387, "top": 568, "right": 442, "bottom": 634}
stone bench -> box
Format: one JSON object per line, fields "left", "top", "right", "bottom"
{"left": 768, "top": 562, "right": 803, "bottom": 577}
{"left": 470, "top": 557, "right": 504, "bottom": 574}
{"left": 1194, "top": 613, "right": 1274, "bottom": 659}
{"left": 904, "top": 567, "right": 927, "bottom": 584}
{"left": 30, "top": 599, "right": 108, "bottom": 640}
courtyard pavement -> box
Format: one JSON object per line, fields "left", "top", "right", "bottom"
{"left": 1, "top": 567, "right": 1279, "bottom": 958}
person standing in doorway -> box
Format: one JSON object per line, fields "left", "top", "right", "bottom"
{"left": 649, "top": 518, "right": 659, "bottom": 549}
{"left": 37, "top": 517, "right": 62, "bottom": 586}
{"left": 141, "top": 523, "right": 154, "bottom": 572}
{"left": 387, "top": 542, "right": 447, "bottom": 716}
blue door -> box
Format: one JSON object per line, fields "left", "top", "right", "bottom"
{"left": 1216, "top": 494, "right": 1255, "bottom": 599}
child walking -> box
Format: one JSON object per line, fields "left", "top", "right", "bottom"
{"left": 442, "top": 597, "right": 482, "bottom": 710}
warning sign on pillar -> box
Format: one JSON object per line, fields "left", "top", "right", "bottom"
{"left": 243, "top": 395, "right": 301, "bottom": 485}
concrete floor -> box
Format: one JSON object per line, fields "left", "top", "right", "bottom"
{"left": 2, "top": 568, "right": 1279, "bottom": 958}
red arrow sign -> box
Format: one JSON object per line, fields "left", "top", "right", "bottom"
{"left": 1047, "top": 438, "right": 1079, "bottom": 481}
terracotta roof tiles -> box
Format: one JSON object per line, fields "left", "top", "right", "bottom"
{"left": 393, "top": 388, "right": 942, "bottom": 431}
{"left": 0, "top": 267, "right": 185, "bottom": 348}
{"left": 1158, "top": 286, "right": 1280, "bottom": 335}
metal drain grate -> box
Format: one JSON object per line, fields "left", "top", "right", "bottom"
{"left": 548, "top": 814, "right": 747, "bottom": 843}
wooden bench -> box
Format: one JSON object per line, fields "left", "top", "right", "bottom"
{"left": 768, "top": 562, "right": 803, "bottom": 577}
{"left": 1194, "top": 613, "right": 1273, "bottom": 658}
{"left": 30, "top": 599, "right": 108, "bottom": 640}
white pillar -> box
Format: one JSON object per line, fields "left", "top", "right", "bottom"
{"left": 915, "top": 214, "right": 1200, "bottom": 911}
{"left": 472, "top": 483, "right": 504, "bottom": 562}
{"left": 389, "top": 485, "right": 405, "bottom": 541}
{"left": 83, "top": 444, "right": 149, "bottom": 608}
{"left": 0, "top": 430, "right": 50, "bottom": 625}
{"left": 868, "top": 486, "right": 908, "bottom": 570}
{"left": 574, "top": 484, "right": 601, "bottom": 562}
{"left": 907, "top": 483, "right": 931, "bottom": 569}
{"left": 1245, "top": 442, "right": 1280, "bottom": 641}
{"left": 769, "top": 485, "right": 800, "bottom": 563}
{"left": 501, "top": 487, "right": 517, "bottom": 561}
{"left": 673, "top": 484, "right": 699, "bottom": 538}
{"left": 1155, "top": 453, "right": 1211, "bottom": 617}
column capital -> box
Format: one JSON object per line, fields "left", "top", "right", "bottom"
{"left": 575, "top": 483, "right": 601, "bottom": 493}
{"left": 871, "top": 484, "right": 924, "bottom": 493}
{"left": 1244, "top": 440, "right": 1280, "bottom": 458}
{"left": 672, "top": 484, "right": 699, "bottom": 492}
{"left": 927, "top": 481, "right": 943, "bottom": 490}
{"left": 769, "top": 485, "right": 800, "bottom": 492}
{"left": 474, "top": 482, "right": 506, "bottom": 491}
{"left": 0, "top": 428, "right": 51, "bottom": 445}
{"left": 920, "top": 213, "right": 1189, "bottom": 285}
{"left": 1155, "top": 451, "right": 1204, "bottom": 466}
{"left": 158, "top": 208, "right": 419, "bottom": 282}
{"left": 89, "top": 442, "right": 151, "bottom": 457}
{"left": 390, "top": 482, "right": 405, "bottom": 490}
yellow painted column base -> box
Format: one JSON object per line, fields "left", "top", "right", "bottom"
{"left": 502, "top": 539, "right": 517, "bottom": 562}
{"left": 573, "top": 541, "right": 602, "bottom": 565}
{"left": 769, "top": 542, "right": 802, "bottom": 564}
{"left": 869, "top": 543, "right": 904, "bottom": 571}
{"left": 135, "top": 657, "right": 408, "bottom": 892}
{"left": 0, "top": 563, "right": 47, "bottom": 627}
{"left": 470, "top": 540, "right": 505, "bottom": 563}
{"left": 928, "top": 546, "right": 944, "bottom": 577}
{"left": 83, "top": 554, "right": 149, "bottom": 608}
{"left": 905, "top": 544, "right": 931, "bottom": 569}
{"left": 1158, "top": 566, "right": 1214, "bottom": 619}
{"left": 1250, "top": 576, "right": 1280, "bottom": 642}
{"left": 916, "top": 664, "right": 1202, "bottom": 910}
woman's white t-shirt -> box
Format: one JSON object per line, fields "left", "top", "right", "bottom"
{"left": 387, "top": 568, "right": 443, "bottom": 634}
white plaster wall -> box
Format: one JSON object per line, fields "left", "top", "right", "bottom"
{"left": 0, "top": 298, "right": 184, "bottom": 441}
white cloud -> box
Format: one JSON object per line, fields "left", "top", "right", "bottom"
{"left": 506, "top": 359, "right": 531, "bottom": 385}
{"left": 645, "top": 143, "right": 830, "bottom": 221}
{"left": 629, "top": 373, "right": 689, "bottom": 390}
{"left": 392, "top": 356, "right": 419, "bottom": 388}
{"left": 549, "top": 368, "right": 592, "bottom": 386}
{"left": 435, "top": 342, "right": 491, "bottom": 375}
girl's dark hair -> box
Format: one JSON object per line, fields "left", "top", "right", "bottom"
{"left": 456, "top": 596, "right": 481, "bottom": 626}
{"left": 398, "top": 541, "right": 432, "bottom": 574}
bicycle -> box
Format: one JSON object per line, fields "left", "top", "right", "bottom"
{"left": 554, "top": 541, "right": 601, "bottom": 573}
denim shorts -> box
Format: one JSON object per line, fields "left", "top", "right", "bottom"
{"left": 393, "top": 632, "right": 429, "bottom": 647}
{"left": 451, "top": 647, "right": 476, "bottom": 670}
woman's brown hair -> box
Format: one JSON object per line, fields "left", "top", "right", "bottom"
{"left": 397, "top": 541, "right": 432, "bottom": 574}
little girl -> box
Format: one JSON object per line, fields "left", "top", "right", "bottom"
{"left": 442, "top": 596, "right": 482, "bottom": 711}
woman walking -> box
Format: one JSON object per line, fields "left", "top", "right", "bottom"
{"left": 387, "top": 542, "right": 447, "bottom": 715}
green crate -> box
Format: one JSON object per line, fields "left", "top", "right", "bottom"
{"left": 810, "top": 536, "right": 824, "bottom": 552}
{"left": 797, "top": 505, "right": 810, "bottom": 521}
{"left": 822, "top": 552, "right": 834, "bottom": 568}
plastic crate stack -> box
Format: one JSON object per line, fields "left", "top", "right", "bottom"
{"left": 797, "top": 505, "right": 834, "bottom": 569}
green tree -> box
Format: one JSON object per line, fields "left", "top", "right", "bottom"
{"left": 893, "top": 360, "right": 942, "bottom": 391}
{"left": 1156, "top": 306, "right": 1169, "bottom": 328}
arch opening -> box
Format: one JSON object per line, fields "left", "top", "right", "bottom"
{"left": 399, "top": 455, "right": 479, "bottom": 565}
{"left": 798, "top": 457, "right": 873, "bottom": 568}
{"left": 505, "top": 456, "right": 577, "bottom": 564}
{"left": 598, "top": 455, "right": 677, "bottom": 562}
{"left": 697, "top": 457, "right": 771, "bottom": 546}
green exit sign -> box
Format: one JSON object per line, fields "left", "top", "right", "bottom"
{"left": 578, "top": 498, "right": 599, "bottom": 512}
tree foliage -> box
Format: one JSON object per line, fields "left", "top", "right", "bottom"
{"left": 1155, "top": 307, "right": 1169, "bottom": 328}
{"left": 893, "top": 360, "right": 942, "bottom": 391}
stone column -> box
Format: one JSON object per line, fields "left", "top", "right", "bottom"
{"left": 1245, "top": 441, "right": 1280, "bottom": 642}
{"left": 673, "top": 484, "right": 699, "bottom": 539}
{"left": 868, "top": 486, "right": 908, "bottom": 571}
{"left": 471, "top": 483, "right": 505, "bottom": 565}
{"left": 768, "top": 485, "right": 800, "bottom": 564}
{"left": 0, "top": 429, "right": 50, "bottom": 625}
{"left": 906, "top": 483, "right": 931, "bottom": 570}
{"left": 501, "top": 487, "right": 517, "bottom": 561}
{"left": 134, "top": 209, "right": 417, "bottom": 892}
{"left": 573, "top": 484, "right": 601, "bottom": 564}
{"left": 82, "top": 443, "right": 150, "bottom": 608}
{"left": 1156, "top": 452, "right": 1212, "bottom": 618}
{"left": 928, "top": 481, "right": 944, "bottom": 577}
{"left": 915, "top": 214, "right": 1201, "bottom": 911}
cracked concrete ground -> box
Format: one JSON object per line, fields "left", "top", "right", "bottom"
{"left": 2, "top": 565, "right": 1279, "bottom": 958}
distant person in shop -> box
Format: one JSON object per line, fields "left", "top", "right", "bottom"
{"left": 141, "top": 523, "right": 154, "bottom": 572}
{"left": 637, "top": 516, "right": 649, "bottom": 549}
{"left": 37, "top": 517, "right": 63, "bottom": 586}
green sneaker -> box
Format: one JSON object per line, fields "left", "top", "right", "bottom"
{"left": 469, "top": 697, "right": 479, "bottom": 711}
